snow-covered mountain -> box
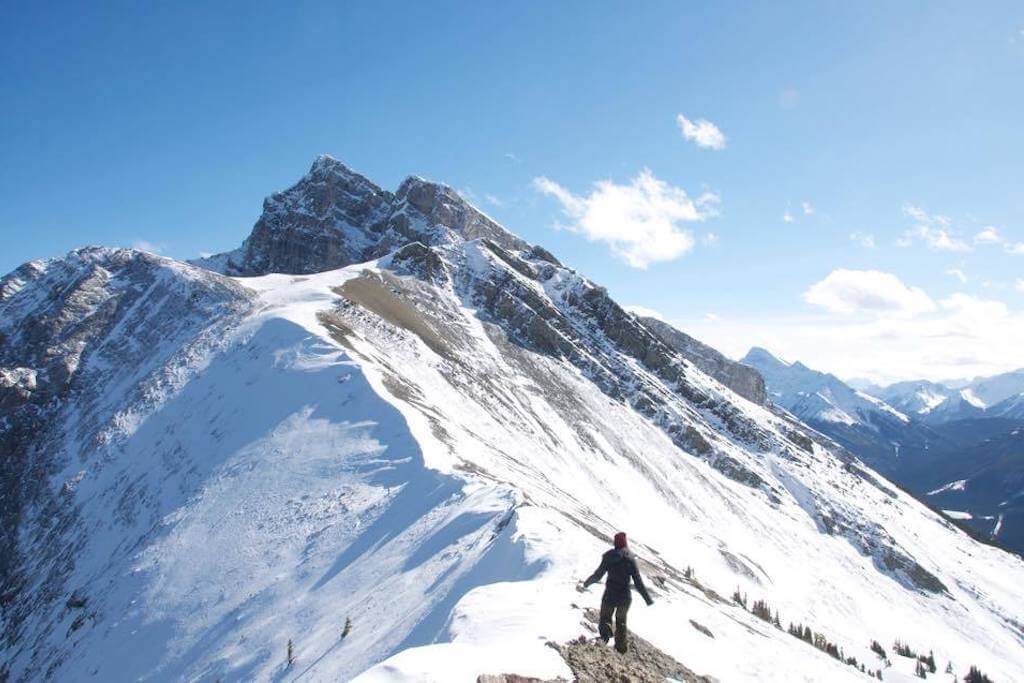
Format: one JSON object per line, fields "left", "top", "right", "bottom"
{"left": 742, "top": 347, "right": 910, "bottom": 428}
{"left": 737, "top": 348, "right": 950, "bottom": 480}
{"left": 2, "top": 156, "right": 1022, "bottom": 682}
{"left": 742, "top": 347, "right": 1024, "bottom": 555}
{"left": 875, "top": 380, "right": 958, "bottom": 419}
{"left": 874, "top": 371, "right": 1024, "bottom": 425}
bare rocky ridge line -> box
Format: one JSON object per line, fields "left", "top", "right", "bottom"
{"left": 477, "top": 608, "right": 717, "bottom": 683}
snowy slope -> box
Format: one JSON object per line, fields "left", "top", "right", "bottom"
{"left": 2, "top": 159, "right": 1023, "bottom": 682}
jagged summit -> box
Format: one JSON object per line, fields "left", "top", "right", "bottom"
{"left": 195, "top": 155, "right": 528, "bottom": 277}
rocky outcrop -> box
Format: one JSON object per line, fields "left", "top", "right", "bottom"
{"left": 641, "top": 317, "right": 766, "bottom": 405}
{"left": 197, "top": 155, "right": 529, "bottom": 276}
{"left": 551, "top": 609, "right": 716, "bottom": 683}
{"left": 0, "top": 248, "right": 253, "bottom": 655}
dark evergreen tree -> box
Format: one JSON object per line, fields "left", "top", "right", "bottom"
{"left": 751, "top": 599, "right": 773, "bottom": 622}
{"left": 893, "top": 639, "right": 916, "bottom": 658}
{"left": 964, "top": 666, "right": 992, "bottom": 683}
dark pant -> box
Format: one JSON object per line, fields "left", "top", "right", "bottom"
{"left": 598, "top": 598, "right": 631, "bottom": 652}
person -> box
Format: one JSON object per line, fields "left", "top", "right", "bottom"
{"left": 580, "top": 531, "right": 654, "bottom": 653}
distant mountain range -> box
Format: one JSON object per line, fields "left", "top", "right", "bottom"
{"left": 873, "top": 370, "right": 1024, "bottom": 424}
{"left": 742, "top": 347, "right": 1024, "bottom": 555}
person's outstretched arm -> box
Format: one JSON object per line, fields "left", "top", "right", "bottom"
{"left": 631, "top": 560, "right": 654, "bottom": 605}
{"left": 583, "top": 555, "right": 609, "bottom": 588}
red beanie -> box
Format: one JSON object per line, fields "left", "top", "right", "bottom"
{"left": 613, "top": 532, "right": 627, "bottom": 549}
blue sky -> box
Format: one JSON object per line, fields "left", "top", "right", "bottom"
{"left": 2, "top": 2, "right": 1023, "bottom": 382}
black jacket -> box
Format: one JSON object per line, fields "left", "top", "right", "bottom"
{"left": 583, "top": 547, "right": 653, "bottom": 606}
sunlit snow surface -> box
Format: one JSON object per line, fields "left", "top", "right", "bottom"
{"left": 5, "top": 253, "right": 1023, "bottom": 682}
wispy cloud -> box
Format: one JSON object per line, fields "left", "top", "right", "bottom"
{"left": 945, "top": 268, "right": 967, "bottom": 283}
{"left": 703, "top": 232, "right": 720, "bottom": 247}
{"left": 484, "top": 193, "right": 504, "bottom": 207}
{"left": 533, "top": 169, "right": 717, "bottom": 269}
{"left": 503, "top": 152, "right": 521, "bottom": 163}
{"left": 782, "top": 211, "right": 794, "bottom": 223}
{"left": 898, "top": 204, "right": 971, "bottom": 252}
{"left": 802, "top": 201, "right": 814, "bottom": 215}
{"left": 974, "top": 226, "right": 1001, "bottom": 244}
{"left": 849, "top": 232, "right": 876, "bottom": 248}
{"left": 131, "top": 240, "right": 165, "bottom": 254}
{"left": 676, "top": 114, "right": 726, "bottom": 150}
{"left": 1017, "top": 279, "right": 1024, "bottom": 292}
{"left": 803, "top": 269, "right": 936, "bottom": 317}
{"left": 968, "top": 224, "right": 1024, "bottom": 254}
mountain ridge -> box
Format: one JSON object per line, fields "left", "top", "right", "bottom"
{"left": 2, "top": 157, "right": 1022, "bottom": 682}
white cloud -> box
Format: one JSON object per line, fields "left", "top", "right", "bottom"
{"left": 899, "top": 204, "right": 971, "bottom": 252}
{"left": 940, "top": 292, "right": 1008, "bottom": 319}
{"left": 131, "top": 240, "right": 165, "bottom": 254}
{"left": 533, "top": 170, "right": 715, "bottom": 269}
{"left": 703, "top": 232, "right": 720, "bottom": 247}
{"left": 676, "top": 114, "right": 726, "bottom": 150}
{"left": 484, "top": 193, "right": 504, "bottom": 207}
{"left": 849, "top": 232, "right": 876, "bottom": 248}
{"left": 675, "top": 290, "right": 1024, "bottom": 384}
{"left": 504, "top": 152, "right": 521, "bottom": 163}
{"left": 803, "top": 269, "right": 936, "bottom": 317}
{"left": 1016, "top": 279, "right": 1024, "bottom": 292}
{"left": 802, "top": 201, "right": 814, "bottom": 215}
{"left": 1004, "top": 242, "right": 1024, "bottom": 255}
{"left": 782, "top": 211, "right": 794, "bottom": 223}
{"left": 974, "top": 226, "right": 1001, "bottom": 244}
{"left": 624, "top": 305, "right": 664, "bottom": 321}
{"left": 945, "top": 268, "right": 967, "bottom": 283}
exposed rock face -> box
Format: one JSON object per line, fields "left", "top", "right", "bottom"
{"left": 197, "top": 155, "right": 528, "bottom": 276}
{"left": 640, "top": 316, "right": 766, "bottom": 405}
{"left": 552, "top": 609, "right": 716, "bottom": 683}
{"left": 0, "top": 248, "right": 252, "bottom": 661}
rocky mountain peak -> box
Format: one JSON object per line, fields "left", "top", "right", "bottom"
{"left": 394, "top": 175, "right": 527, "bottom": 252}
{"left": 742, "top": 346, "right": 788, "bottom": 368}
{"left": 197, "top": 156, "right": 529, "bottom": 276}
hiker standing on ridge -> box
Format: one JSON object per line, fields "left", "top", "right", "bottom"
{"left": 580, "top": 532, "right": 654, "bottom": 653}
